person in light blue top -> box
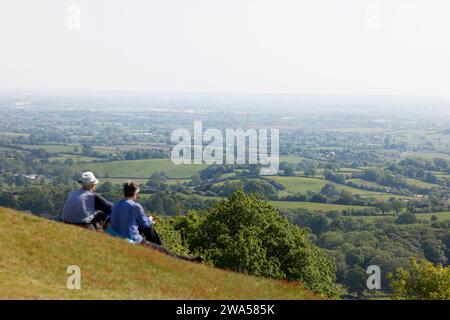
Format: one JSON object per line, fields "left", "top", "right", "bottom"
{"left": 109, "top": 181, "right": 202, "bottom": 263}
{"left": 110, "top": 197, "right": 153, "bottom": 244}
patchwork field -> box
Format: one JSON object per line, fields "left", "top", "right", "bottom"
{"left": 49, "top": 155, "right": 99, "bottom": 163}
{"left": 403, "top": 178, "right": 441, "bottom": 189}
{"left": 17, "top": 144, "right": 80, "bottom": 153}
{"left": 416, "top": 212, "right": 450, "bottom": 222}
{"left": 74, "top": 159, "right": 207, "bottom": 179}
{"left": 266, "top": 176, "right": 389, "bottom": 198}
{"left": 347, "top": 178, "right": 386, "bottom": 189}
{"left": 350, "top": 211, "right": 450, "bottom": 223}
{"left": 270, "top": 201, "right": 372, "bottom": 212}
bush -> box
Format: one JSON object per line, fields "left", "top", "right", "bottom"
{"left": 388, "top": 259, "right": 450, "bottom": 300}
{"left": 154, "top": 216, "right": 190, "bottom": 256}
{"left": 175, "top": 189, "right": 338, "bottom": 297}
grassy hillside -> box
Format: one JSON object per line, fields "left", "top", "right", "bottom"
{"left": 0, "top": 207, "right": 317, "bottom": 300}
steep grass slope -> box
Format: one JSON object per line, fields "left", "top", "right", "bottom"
{"left": 0, "top": 207, "right": 317, "bottom": 299}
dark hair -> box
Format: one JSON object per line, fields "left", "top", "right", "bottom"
{"left": 123, "top": 181, "right": 139, "bottom": 198}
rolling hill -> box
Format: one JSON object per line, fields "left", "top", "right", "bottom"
{"left": 0, "top": 207, "right": 318, "bottom": 300}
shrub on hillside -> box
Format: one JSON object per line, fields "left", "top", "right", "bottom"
{"left": 173, "top": 189, "right": 338, "bottom": 298}
{"left": 154, "top": 215, "right": 190, "bottom": 256}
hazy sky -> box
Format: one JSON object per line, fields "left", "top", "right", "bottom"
{"left": 1, "top": 0, "right": 450, "bottom": 97}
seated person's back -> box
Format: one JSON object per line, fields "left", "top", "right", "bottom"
{"left": 62, "top": 171, "right": 112, "bottom": 226}
{"left": 110, "top": 199, "right": 151, "bottom": 243}
{"left": 62, "top": 188, "right": 95, "bottom": 224}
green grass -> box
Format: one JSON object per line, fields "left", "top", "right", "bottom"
{"left": 324, "top": 127, "right": 387, "bottom": 133}
{"left": 338, "top": 168, "right": 363, "bottom": 173}
{"left": 268, "top": 176, "right": 418, "bottom": 201}
{"left": 403, "top": 151, "right": 450, "bottom": 161}
{"left": 346, "top": 178, "right": 386, "bottom": 189}
{"left": 279, "top": 155, "right": 308, "bottom": 164}
{"left": 17, "top": 144, "right": 80, "bottom": 153}
{"left": 270, "top": 201, "right": 372, "bottom": 212}
{"left": 434, "top": 172, "right": 450, "bottom": 179}
{"left": 49, "top": 155, "right": 99, "bottom": 163}
{"left": 267, "top": 176, "right": 327, "bottom": 193}
{"left": 220, "top": 172, "right": 237, "bottom": 179}
{"left": 74, "top": 159, "right": 207, "bottom": 179}
{"left": 0, "top": 132, "right": 29, "bottom": 137}
{"left": 102, "top": 178, "right": 191, "bottom": 185}
{"left": 351, "top": 215, "right": 395, "bottom": 223}
{"left": 403, "top": 178, "right": 441, "bottom": 189}
{"left": 0, "top": 146, "right": 18, "bottom": 152}
{"left": 416, "top": 212, "right": 450, "bottom": 222}
{"left": 350, "top": 212, "right": 450, "bottom": 223}
{"left": 0, "top": 207, "right": 318, "bottom": 299}
{"left": 267, "top": 176, "right": 387, "bottom": 197}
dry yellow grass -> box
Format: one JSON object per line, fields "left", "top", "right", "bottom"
{"left": 0, "top": 207, "right": 318, "bottom": 300}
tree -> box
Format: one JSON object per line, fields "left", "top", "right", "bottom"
{"left": 177, "top": 189, "right": 338, "bottom": 297}
{"left": 337, "top": 190, "right": 353, "bottom": 205}
{"left": 283, "top": 164, "right": 295, "bottom": 176}
{"left": 390, "top": 199, "right": 404, "bottom": 216}
{"left": 304, "top": 167, "right": 317, "bottom": 177}
{"left": 321, "top": 184, "right": 338, "bottom": 197}
{"left": 64, "top": 158, "right": 74, "bottom": 166}
{"left": 422, "top": 239, "right": 447, "bottom": 265}
{"left": 97, "top": 181, "right": 113, "bottom": 193}
{"left": 388, "top": 259, "right": 450, "bottom": 300}
{"left": 375, "top": 201, "right": 391, "bottom": 215}
{"left": 14, "top": 175, "right": 26, "bottom": 187}
{"left": 0, "top": 193, "right": 18, "bottom": 208}
{"left": 82, "top": 144, "right": 93, "bottom": 156}
{"left": 147, "top": 194, "right": 165, "bottom": 215}
{"left": 18, "top": 188, "right": 53, "bottom": 214}
{"left": 395, "top": 212, "right": 417, "bottom": 225}
{"left": 309, "top": 214, "right": 330, "bottom": 234}
{"left": 162, "top": 196, "right": 179, "bottom": 215}
{"left": 310, "top": 193, "right": 327, "bottom": 203}
{"left": 344, "top": 267, "right": 368, "bottom": 296}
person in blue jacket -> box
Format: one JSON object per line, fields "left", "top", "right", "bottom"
{"left": 110, "top": 181, "right": 202, "bottom": 263}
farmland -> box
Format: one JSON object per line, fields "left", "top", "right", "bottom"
{"left": 74, "top": 159, "right": 207, "bottom": 179}
{"left": 270, "top": 201, "right": 373, "bottom": 212}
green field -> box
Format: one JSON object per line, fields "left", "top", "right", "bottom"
{"left": 416, "top": 212, "right": 450, "bottom": 222}
{"left": 267, "top": 176, "right": 387, "bottom": 197}
{"left": 49, "top": 155, "right": 99, "bottom": 163}
{"left": 338, "top": 168, "right": 363, "bottom": 173}
{"left": 351, "top": 211, "right": 450, "bottom": 223}
{"left": 0, "top": 207, "right": 317, "bottom": 299}
{"left": 74, "top": 159, "right": 207, "bottom": 179}
{"left": 0, "top": 146, "right": 18, "bottom": 152}
{"left": 270, "top": 201, "right": 372, "bottom": 212}
{"left": 279, "top": 155, "right": 308, "bottom": 164}
{"left": 324, "top": 127, "right": 387, "bottom": 133}
{"left": 435, "top": 172, "right": 450, "bottom": 179}
{"left": 17, "top": 144, "right": 80, "bottom": 153}
{"left": 347, "top": 178, "right": 386, "bottom": 189}
{"left": 404, "top": 178, "right": 441, "bottom": 189}
{"left": 0, "top": 132, "right": 29, "bottom": 137}
{"left": 403, "top": 151, "right": 450, "bottom": 161}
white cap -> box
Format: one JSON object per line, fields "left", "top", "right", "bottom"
{"left": 78, "top": 171, "right": 99, "bottom": 186}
